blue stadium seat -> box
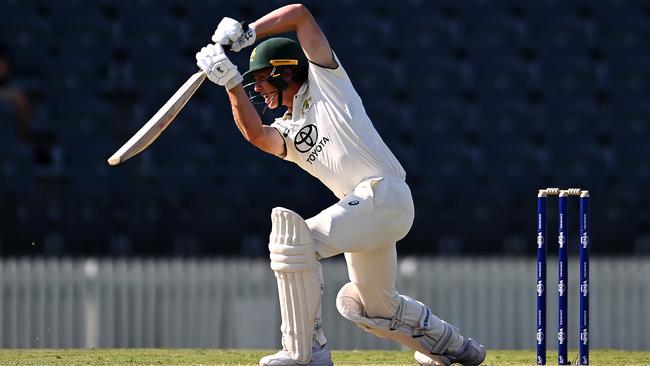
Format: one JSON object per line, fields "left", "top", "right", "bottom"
{"left": 0, "top": 97, "right": 35, "bottom": 191}
{"left": 11, "top": 190, "right": 48, "bottom": 248}
{"left": 616, "top": 142, "right": 650, "bottom": 187}
{"left": 479, "top": 101, "right": 534, "bottom": 141}
{"left": 0, "top": 147, "right": 35, "bottom": 195}
{"left": 415, "top": 99, "right": 466, "bottom": 140}
{"left": 532, "top": 14, "right": 596, "bottom": 58}
{"left": 49, "top": 0, "right": 112, "bottom": 40}
{"left": 0, "top": 4, "right": 51, "bottom": 47}
{"left": 600, "top": 12, "right": 649, "bottom": 60}
{"left": 483, "top": 143, "right": 546, "bottom": 195}
{"left": 462, "top": 14, "right": 529, "bottom": 56}
{"left": 540, "top": 57, "right": 600, "bottom": 100}
{"left": 609, "top": 100, "right": 650, "bottom": 145}
{"left": 608, "top": 58, "right": 650, "bottom": 99}
{"left": 409, "top": 57, "right": 466, "bottom": 99}
{"left": 421, "top": 141, "right": 484, "bottom": 192}
{"left": 473, "top": 59, "right": 532, "bottom": 101}
{"left": 403, "top": 15, "right": 456, "bottom": 52}
{"left": 0, "top": 4, "right": 51, "bottom": 77}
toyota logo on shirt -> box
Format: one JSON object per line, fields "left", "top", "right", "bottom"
{"left": 294, "top": 124, "right": 318, "bottom": 153}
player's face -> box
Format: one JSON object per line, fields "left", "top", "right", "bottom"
{"left": 252, "top": 69, "right": 280, "bottom": 109}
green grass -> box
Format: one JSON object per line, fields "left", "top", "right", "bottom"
{"left": 0, "top": 349, "right": 649, "bottom": 366}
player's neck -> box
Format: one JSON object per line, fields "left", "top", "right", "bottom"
{"left": 282, "top": 82, "right": 302, "bottom": 109}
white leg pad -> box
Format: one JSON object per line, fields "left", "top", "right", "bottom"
{"left": 336, "top": 282, "right": 462, "bottom": 357}
{"left": 314, "top": 261, "right": 327, "bottom": 346}
{"left": 269, "top": 207, "right": 324, "bottom": 364}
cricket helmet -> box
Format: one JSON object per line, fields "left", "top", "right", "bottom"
{"left": 242, "top": 37, "right": 308, "bottom": 87}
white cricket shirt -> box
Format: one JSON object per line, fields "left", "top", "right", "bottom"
{"left": 271, "top": 53, "right": 406, "bottom": 199}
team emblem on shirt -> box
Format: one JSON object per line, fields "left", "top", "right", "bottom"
{"left": 301, "top": 96, "right": 313, "bottom": 116}
{"left": 293, "top": 124, "right": 330, "bottom": 165}
{"left": 294, "top": 124, "right": 318, "bottom": 153}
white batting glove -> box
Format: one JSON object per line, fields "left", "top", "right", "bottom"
{"left": 195, "top": 43, "right": 243, "bottom": 90}
{"left": 211, "top": 17, "right": 256, "bottom": 52}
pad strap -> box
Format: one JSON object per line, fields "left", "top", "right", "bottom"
{"left": 390, "top": 296, "right": 432, "bottom": 338}
{"left": 432, "top": 322, "right": 455, "bottom": 355}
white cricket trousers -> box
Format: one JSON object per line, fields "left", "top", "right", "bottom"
{"left": 306, "top": 176, "right": 415, "bottom": 318}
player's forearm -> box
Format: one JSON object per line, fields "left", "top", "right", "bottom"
{"left": 227, "top": 85, "right": 264, "bottom": 142}
{"left": 251, "top": 4, "right": 335, "bottom": 70}
{"left": 250, "top": 4, "right": 310, "bottom": 39}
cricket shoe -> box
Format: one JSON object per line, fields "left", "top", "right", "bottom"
{"left": 259, "top": 342, "right": 333, "bottom": 366}
{"left": 413, "top": 352, "right": 451, "bottom": 366}
{"left": 415, "top": 338, "right": 486, "bottom": 366}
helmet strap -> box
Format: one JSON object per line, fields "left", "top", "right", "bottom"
{"left": 266, "top": 66, "right": 291, "bottom": 111}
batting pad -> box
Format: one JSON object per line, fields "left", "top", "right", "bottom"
{"left": 269, "top": 207, "right": 323, "bottom": 363}
{"left": 336, "top": 282, "right": 462, "bottom": 358}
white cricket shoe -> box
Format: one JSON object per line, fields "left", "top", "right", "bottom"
{"left": 414, "top": 351, "right": 451, "bottom": 366}
{"left": 259, "top": 343, "right": 333, "bottom": 366}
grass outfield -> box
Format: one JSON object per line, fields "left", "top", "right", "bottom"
{"left": 1, "top": 349, "right": 649, "bottom": 365}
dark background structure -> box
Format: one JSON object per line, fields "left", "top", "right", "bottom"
{"left": 0, "top": 0, "right": 648, "bottom": 257}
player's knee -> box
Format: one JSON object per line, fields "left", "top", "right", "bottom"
{"left": 269, "top": 207, "right": 317, "bottom": 272}
{"left": 335, "top": 282, "right": 395, "bottom": 318}
{"left": 336, "top": 282, "right": 364, "bottom": 320}
{"left": 336, "top": 282, "right": 392, "bottom": 340}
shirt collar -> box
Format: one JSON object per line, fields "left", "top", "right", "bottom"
{"left": 290, "top": 81, "right": 309, "bottom": 119}
{"left": 295, "top": 81, "right": 308, "bottom": 97}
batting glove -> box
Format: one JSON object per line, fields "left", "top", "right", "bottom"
{"left": 211, "top": 17, "right": 256, "bottom": 52}
{"left": 196, "top": 43, "right": 243, "bottom": 90}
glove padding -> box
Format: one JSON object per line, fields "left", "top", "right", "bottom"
{"left": 211, "top": 17, "right": 256, "bottom": 52}
{"left": 195, "top": 43, "right": 243, "bottom": 90}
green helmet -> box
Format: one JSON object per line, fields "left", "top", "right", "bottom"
{"left": 242, "top": 37, "right": 308, "bottom": 85}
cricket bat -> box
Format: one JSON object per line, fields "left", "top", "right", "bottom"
{"left": 107, "top": 70, "right": 207, "bottom": 166}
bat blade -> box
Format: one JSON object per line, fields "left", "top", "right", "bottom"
{"left": 107, "top": 71, "right": 207, "bottom": 166}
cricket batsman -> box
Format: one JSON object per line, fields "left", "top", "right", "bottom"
{"left": 195, "top": 4, "right": 486, "bottom": 366}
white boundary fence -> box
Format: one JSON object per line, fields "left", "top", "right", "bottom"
{"left": 1, "top": 257, "right": 649, "bottom": 350}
